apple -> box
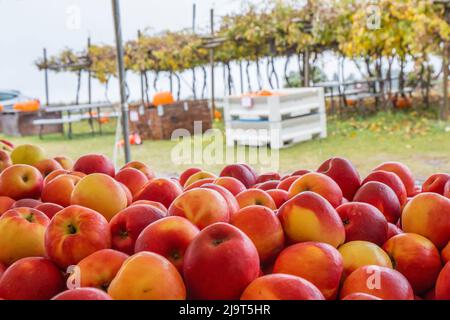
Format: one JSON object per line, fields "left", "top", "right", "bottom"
{"left": 353, "top": 181, "right": 401, "bottom": 223}
{"left": 183, "top": 178, "right": 216, "bottom": 191}
{"left": 235, "top": 189, "right": 277, "bottom": 210}
{"left": 11, "top": 198, "right": 41, "bottom": 208}
{"left": 41, "top": 173, "right": 82, "bottom": 207}
{"left": 422, "top": 173, "right": 450, "bottom": 195}
{"left": 338, "top": 240, "right": 393, "bottom": 280}
{"left": 213, "top": 176, "right": 246, "bottom": 196}
{"left": 341, "top": 293, "right": 382, "bottom": 300}
{"left": 200, "top": 183, "right": 240, "bottom": 218}
{"left": 266, "top": 189, "right": 289, "bottom": 209}
{"left": 115, "top": 167, "right": 148, "bottom": 196}
{"left": 255, "top": 172, "right": 281, "bottom": 184}
{"left": 35, "top": 203, "right": 64, "bottom": 219}
{"left": 131, "top": 200, "right": 168, "bottom": 213}
{"left": 179, "top": 167, "right": 202, "bottom": 187}
{"left": 373, "top": 161, "right": 416, "bottom": 197}
{"left": 0, "top": 257, "right": 64, "bottom": 300}
{"left": 277, "top": 175, "right": 301, "bottom": 191}
{"left": 402, "top": 192, "right": 450, "bottom": 249}
{"left": 43, "top": 169, "right": 85, "bottom": 185}
{"left": 387, "top": 222, "right": 403, "bottom": 239}
{"left": 273, "top": 242, "right": 343, "bottom": 300}
{"left": 340, "top": 265, "right": 414, "bottom": 300}
{"left": 121, "top": 160, "right": 155, "bottom": 180}
{"left": 108, "top": 252, "right": 186, "bottom": 300}
{"left": 383, "top": 233, "right": 442, "bottom": 294}
{"left": 219, "top": 164, "right": 258, "bottom": 188}
{"left": 184, "top": 171, "right": 217, "bottom": 188}
{"left": 0, "top": 164, "right": 43, "bottom": 200}
{"left": 336, "top": 202, "right": 388, "bottom": 246}
{"left": 288, "top": 172, "right": 343, "bottom": 208}
{"left": 76, "top": 249, "right": 129, "bottom": 290}
{"left": 256, "top": 180, "right": 280, "bottom": 191}
{"left": 291, "top": 169, "right": 311, "bottom": 176}
{"left": 119, "top": 182, "right": 133, "bottom": 206}
{"left": 168, "top": 188, "right": 230, "bottom": 229}
{"left": 444, "top": 180, "right": 450, "bottom": 198}
{"left": 0, "top": 196, "right": 14, "bottom": 216}
{"left": 52, "top": 288, "right": 112, "bottom": 300}
{"left": 45, "top": 205, "right": 111, "bottom": 269}
{"left": 71, "top": 173, "right": 128, "bottom": 221}
{"left": 0, "top": 139, "right": 14, "bottom": 152}
{"left": 135, "top": 216, "right": 200, "bottom": 272}
{"left": 133, "top": 178, "right": 183, "bottom": 209}
{"left": 231, "top": 205, "right": 285, "bottom": 265}
{"left": 53, "top": 156, "right": 74, "bottom": 170}
{"left": 73, "top": 153, "right": 115, "bottom": 177}
{"left": 278, "top": 192, "right": 345, "bottom": 248}
{"left": 0, "top": 207, "right": 49, "bottom": 265}
{"left": 0, "top": 262, "right": 5, "bottom": 279}
{"left": 183, "top": 223, "right": 260, "bottom": 299}
{"left": 0, "top": 150, "right": 12, "bottom": 172}
{"left": 241, "top": 274, "right": 325, "bottom": 300}
{"left": 436, "top": 262, "right": 450, "bottom": 300}
{"left": 442, "top": 242, "right": 450, "bottom": 264}
{"left": 33, "top": 158, "right": 63, "bottom": 177}
{"left": 109, "top": 204, "right": 166, "bottom": 254}
{"left": 317, "top": 157, "right": 361, "bottom": 201}
{"left": 10, "top": 144, "right": 46, "bottom": 166}
{"left": 362, "top": 170, "right": 408, "bottom": 206}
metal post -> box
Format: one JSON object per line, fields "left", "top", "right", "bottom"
{"left": 192, "top": 3, "right": 197, "bottom": 32}
{"left": 111, "top": 0, "right": 131, "bottom": 162}
{"left": 43, "top": 48, "right": 49, "bottom": 106}
{"left": 87, "top": 37, "right": 92, "bottom": 104}
{"left": 303, "top": 48, "right": 310, "bottom": 87}
{"left": 239, "top": 61, "right": 244, "bottom": 94}
{"left": 210, "top": 8, "right": 216, "bottom": 116}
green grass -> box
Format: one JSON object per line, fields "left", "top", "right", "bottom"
{"left": 1, "top": 111, "right": 449, "bottom": 181}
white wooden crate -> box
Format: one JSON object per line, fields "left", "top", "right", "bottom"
{"left": 225, "top": 112, "right": 327, "bottom": 149}
{"left": 223, "top": 88, "right": 325, "bottom": 122}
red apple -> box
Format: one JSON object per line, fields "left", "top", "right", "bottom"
{"left": 179, "top": 167, "right": 202, "bottom": 187}
{"left": 336, "top": 202, "right": 388, "bottom": 246}
{"left": 0, "top": 150, "right": 12, "bottom": 172}
{"left": 0, "top": 207, "right": 49, "bottom": 265}
{"left": 121, "top": 161, "right": 155, "bottom": 180}
{"left": 373, "top": 162, "right": 416, "bottom": 197}
{"left": 422, "top": 173, "right": 450, "bottom": 195}
{"left": 317, "top": 157, "right": 361, "bottom": 201}
{"left": 256, "top": 180, "right": 280, "bottom": 191}
{"left": 235, "top": 189, "right": 277, "bottom": 210}
{"left": 131, "top": 200, "right": 168, "bottom": 213}
{"left": 76, "top": 249, "right": 128, "bottom": 290}
{"left": 231, "top": 205, "right": 285, "bottom": 265}
{"left": 52, "top": 288, "right": 112, "bottom": 300}
{"left": 383, "top": 233, "right": 442, "bottom": 294}
{"left": 341, "top": 293, "right": 382, "bottom": 300}
{"left": 73, "top": 153, "right": 115, "bottom": 177}
{"left": 0, "top": 257, "right": 64, "bottom": 300}
{"left": 45, "top": 205, "right": 111, "bottom": 269}
{"left": 213, "top": 176, "right": 246, "bottom": 196}
{"left": 115, "top": 167, "right": 148, "bottom": 197}
{"left": 35, "top": 203, "right": 64, "bottom": 219}
{"left": 53, "top": 156, "right": 74, "bottom": 170}
{"left": 183, "top": 223, "right": 260, "bottom": 299}
{"left": 200, "top": 183, "right": 240, "bottom": 218}
{"left": 266, "top": 189, "right": 289, "bottom": 209}
{"left": 340, "top": 265, "right": 414, "bottom": 300}
{"left": 169, "top": 188, "right": 230, "bottom": 229}
{"left": 135, "top": 216, "right": 200, "bottom": 272}
{"left": 273, "top": 242, "right": 343, "bottom": 300}
{"left": 387, "top": 222, "right": 403, "bottom": 239}
{"left": 353, "top": 181, "right": 401, "bottom": 223}
{"left": 291, "top": 169, "right": 311, "bottom": 176}
{"left": 109, "top": 204, "right": 166, "bottom": 254}
{"left": 11, "top": 198, "right": 41, "bottom": 208}
{"left": 277, "top": 175, "right": 301, "bottom": 191}
{"left": 255, "top": 172, "right": 281, "bottom": 184}
{"left": 219, "top": 164, "right": 258, "bottom": 188}
{"left": 362, "top": 170, "right": 408, "bottom": 206}
{"left": 33, "top": 158, "right": 63, "bottom": 177}
{"left": 0, "top": 164, "right": 43, "bottom": 200}
{"left": 288, "top": 172, "right": 343, "bottom": 208}
{"left": 436, "top": 261, "right": 450, "bottom": 300}
{"left": 41, "top": 173, "right": 82, "bottom": 207}
{"left": 241, "top": 274, "right": 325, "bottom": 300}
{"left": 278, "top": 192, "right": 345, "bottom": 248}
{"left": 0, "top": 196, "right": 14, "bottom": 216}
{"left": 133, "top": 178, "right": 183, "bottom": 209}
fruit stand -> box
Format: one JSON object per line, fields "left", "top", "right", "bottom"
{"left": 128, "top": 99, "right": 212, "bottom": 140}
{"left": 223, "top": 88, "right": 327, "bottom": 149}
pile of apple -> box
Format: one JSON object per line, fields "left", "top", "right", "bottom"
{"left": 0, "top": 140, "right": 450, "bottom": 300}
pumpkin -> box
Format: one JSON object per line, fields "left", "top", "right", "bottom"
{"left": 13, "top": 100, "right": 40, "bottom": 112}
{"left": 153, "top": 92, "right": 175, "bottom": 106}
{"left": 395, "top": 97, "right": 412, "bottom": 109}
{"left": 346, "top": 98, "right": 357, "bottom": 107}
{"left": 255, "top": 90, "right": 273, "bottom": 96}
{"left": 0, "top": 104, "right": 3, "bottom": 112}
{"left": 214, "top": 110, "right": 222, "bottom": 120}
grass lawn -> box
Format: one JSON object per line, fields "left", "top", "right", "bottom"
{"left": 2, "top": 111, "right": 449, "bottom": 181}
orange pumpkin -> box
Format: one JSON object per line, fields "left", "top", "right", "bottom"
{"left": 0, "top": 104, "right": 4, "bottom": 112}
{"left": 256, "top": 90, "right": 273, "bottom": 97}
{"left": 395, "top": 97, "right": 412, "bottom": 109}
{"left": 153, "top": 92, "right": 175, "bottom": 106}
{"left": 214, "top": 110, "right": 222, "bottom": 120}
{"left": 346, "top": 99, "right": 357, "bottom": 107}
{"left": 13, "top": 100, "right": 40, "bottom": 112}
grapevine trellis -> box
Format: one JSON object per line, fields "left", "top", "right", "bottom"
{"left": 35, "top": 0, "right": 450, "bottom": 119}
